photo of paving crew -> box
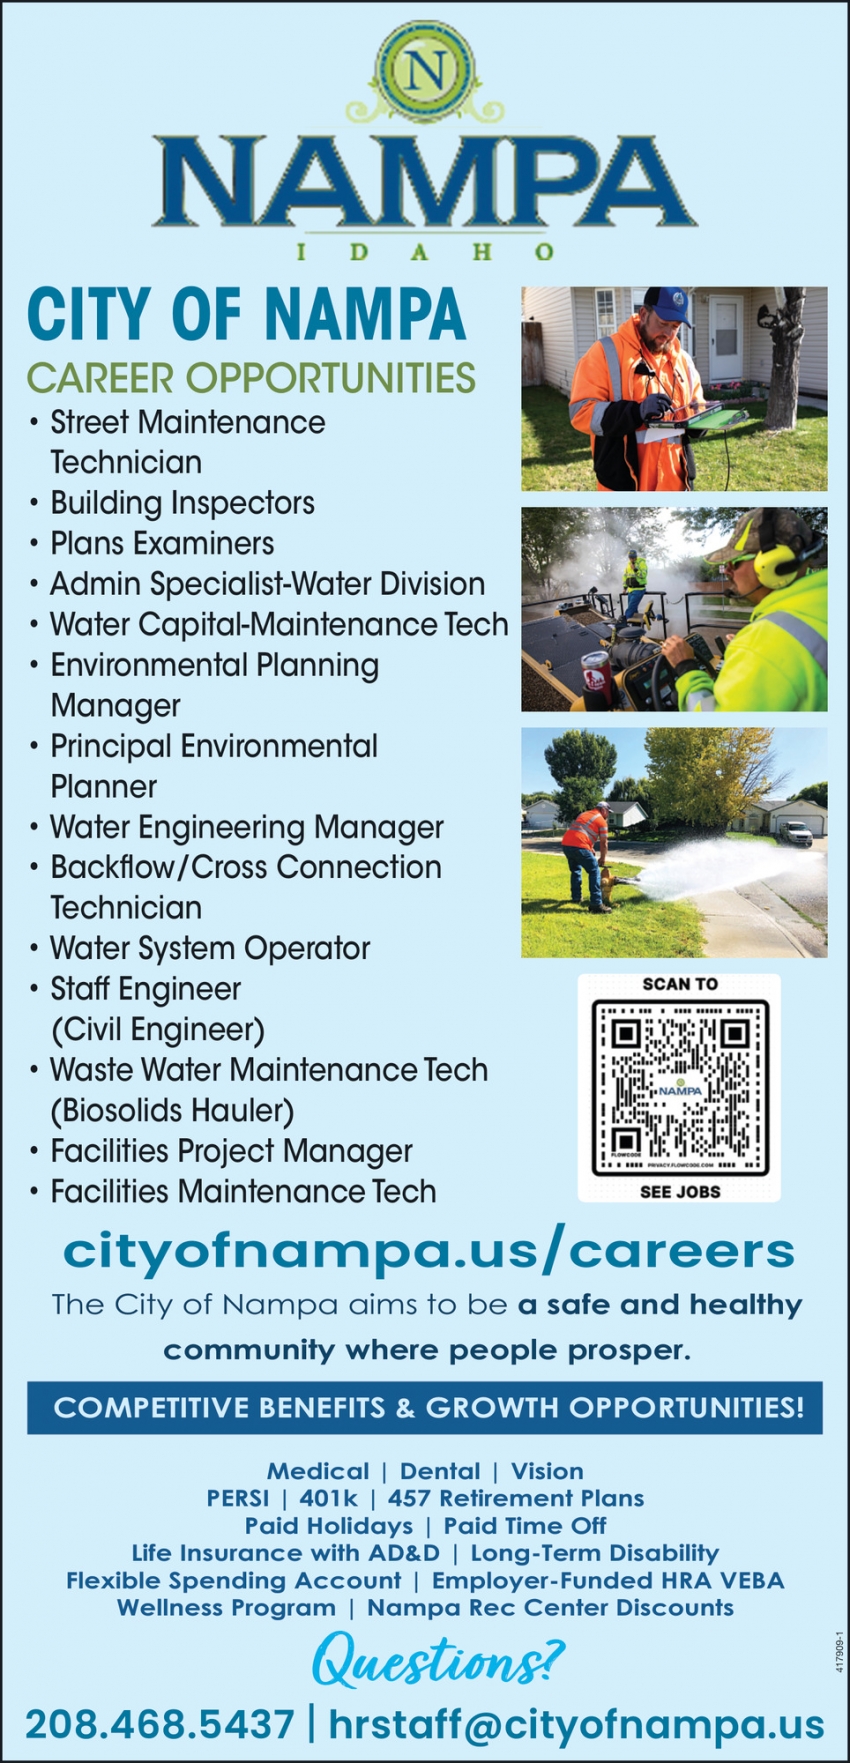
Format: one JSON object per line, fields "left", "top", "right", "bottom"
{"left": 615, "top": 549, "right": 648, "bottom": 633}
{"left": 521, "top": 506, "right": 827, "bottom": 714}
{"left": 661, "top": 508, "right": 827, "bottom": 711}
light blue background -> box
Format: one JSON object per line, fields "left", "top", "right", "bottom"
{"left": 3, "top": 4, "right": 846, "bottom": 1757}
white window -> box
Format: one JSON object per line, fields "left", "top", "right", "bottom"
{"left": 595, "top": 289, "right": 616, "bottom": 338}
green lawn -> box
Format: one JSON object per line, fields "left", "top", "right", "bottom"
{"left": 522, "top": 852, "right": 704, "bottom": 958}
{"left": 521, "top": 388, "right": 828, "bottom": 492}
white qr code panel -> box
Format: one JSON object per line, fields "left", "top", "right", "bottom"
{"left": 578, "top": 975, "right": 781, "bottom": 1202}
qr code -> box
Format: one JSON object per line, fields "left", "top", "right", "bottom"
{"left": 578, "top": 977, "right": 781, "bottom": 1202}
{"left": 592, "top": 1001, "right": 770, "bottom": 1175}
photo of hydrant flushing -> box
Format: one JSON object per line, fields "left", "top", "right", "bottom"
{"left": 522, "top": 726, "right": 828, "bottom": 961}
{"left": 521, "top": 506, "right": 827, "bottom": 713}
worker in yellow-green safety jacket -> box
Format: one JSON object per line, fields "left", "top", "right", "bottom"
{"left": 614, "top": 549, "right": 649, "bottom": 633}
{"left": 661, "top": 508, "right": 827, "bottom": 711}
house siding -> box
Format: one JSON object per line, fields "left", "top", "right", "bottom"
{"left": 796, "top": 289, "right": 827, "bottom": 397}
{"left": 525, "top": 288, "right": 827, "bottom": 400}
{"left": 746, "top": 289, "right": 827, "bottom": 396}
{"left": 571, "top": 287, "right": 633, "bottom": 364}
{"left": 608, "top": 804, "right": 646, "bottom": 829}
{"left": 523, "top": 287, "right": 634, "bottom": 394}
{"left": 768, "top": 799, "right": 828, "bottom": 836}
{"left": 689, "top": 289, "right": 747, "bottom": 386}
{"left": 732, "top": 798, "right": 828, "bottom": 836}
{"left": 525, "top": 802, "right": 560, "bottom": 830}
{"left": 572, "top": 287, "right": 597, "bottom": 366}
{"left": 690, "top": 288, "right": 827, "bottom": 395}
{"left": 521, "top": 288, "right": 576, "bottom": 395}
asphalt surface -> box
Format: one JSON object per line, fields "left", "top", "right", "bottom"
{"left": 754, "top": 840, "right": 828, "bottom": 922}
{"left": 662, "top": 839, "right": 827, "bottom": 959}
{"left": 734, "top": 840, "right": 828, "bottom": 958}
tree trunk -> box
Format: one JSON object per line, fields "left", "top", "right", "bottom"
{"left": 765, "top": 288, "right": 806, "bottom": 432}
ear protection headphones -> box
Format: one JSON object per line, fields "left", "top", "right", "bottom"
{"left": 754, "top": 547, "right": 801, "bottom": 589}
{"left": 752, "top": 510, "right": 805, "bottom": 589}
{"left": 754, "top": 511, "right": 825, "bottom": 592}
{"left": 734, "top": 511, "right": 824, "bottom": 590}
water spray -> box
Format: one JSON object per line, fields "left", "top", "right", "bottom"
{"left": 635, "top": 838, "right": 824, "bottom": 903}
{"left": 601, "top": 838, "right": 824, "bottom": 908}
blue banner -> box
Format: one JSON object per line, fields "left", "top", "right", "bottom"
{"left": 28, "top": 1380, "right": 822, "bottom": 1434}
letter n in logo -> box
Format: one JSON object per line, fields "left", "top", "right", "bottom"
{"left": 376, "top": 21, "right": 475, "bottom": 121}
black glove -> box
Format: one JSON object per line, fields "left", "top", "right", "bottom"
{"left": 639, "top": 393, "right": 673, "bottom": 420}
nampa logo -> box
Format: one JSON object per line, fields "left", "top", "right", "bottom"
{"left": 658, "top": 1076, "right": 704, "bottom": 1097}
{"left": 348, "top": 19, "right": 504, "bottom": 125}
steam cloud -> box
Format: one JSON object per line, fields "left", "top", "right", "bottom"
{"left": 523, "top": 542, "right": 708, "bottom": 639}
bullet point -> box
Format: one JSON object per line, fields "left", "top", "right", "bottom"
{"left": 31, "top": 417, "right": 38, "bottom": 426}
{"left": 30, "top": 862, "right": 37, "bottom": 870}
{"left": 31, "top": 822, "right": 38, "bottom": 829}
{"left": 31, "top": 741, "right": 38, "bottom": 749}
{"left": 30, "top": 659, "right": 38, "bottom": 668}
{"left": 30, "top": 1146, "right": 37, "bottom": 1154}
{"left": 30, "top": 578, "right": 38, "bottom": 586}
{"left": 30, "top": 984, "right": 38, "bottom": 992}
{"left": 30, "top": 538, "right": 37, "bottom": 546}
{"left": 31, "top": 620, "right": 38, "bottom": 627}
{"left": 31, "top": 1187, "right": 38, "bottom": 1194}
{"left": 31, "top": 496, "right": 38, "bottom": 506}
{"left": 30, "top": 1065, "right": 38, "bottom": 1073}
{"left": 31, "top": 943, "right": 38, "bottom": 950}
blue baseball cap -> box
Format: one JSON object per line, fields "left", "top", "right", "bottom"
{"left": 643, "top": 286, "right": 689, "bottom": 323}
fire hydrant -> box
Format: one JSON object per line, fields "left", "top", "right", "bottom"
{"left": 600, "top": 864, "right": 637, "bottom": 907}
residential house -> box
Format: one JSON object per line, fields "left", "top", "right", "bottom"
{"left": 730, "top": 797, "right": 828, "bottom": 837}
{"left": 522, "top": 287, "right": 827, "bottom": 399}
{"left": 523, "top": 798, "right": 561, "bottom": 830}
{"left": 606, "top": 800, "right": 648, "bottom": 831}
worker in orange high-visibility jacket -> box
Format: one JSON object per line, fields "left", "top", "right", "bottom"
{"left": 561, "top": 803, "right": 612, "bottom": 913}
{"left": 569, "top": 287, "right": 704, "bottom": 492}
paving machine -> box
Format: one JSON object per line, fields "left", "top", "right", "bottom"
{"left": 595, "top": 612, "right": 725, "bottom": 713}
{"left": 522, "top": 602, "right": 728, "bottom": 713}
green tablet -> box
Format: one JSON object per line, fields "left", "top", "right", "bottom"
{"left": 684, "top": 406, "right": 753, "bottom": 431}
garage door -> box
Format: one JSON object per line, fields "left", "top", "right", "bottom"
{"left": 777, "top": 815, "right": 824, "bottom": 835}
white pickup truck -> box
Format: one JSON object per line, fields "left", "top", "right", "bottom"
{"left": 778, "top": 820, "right": 814, "bottom": 849}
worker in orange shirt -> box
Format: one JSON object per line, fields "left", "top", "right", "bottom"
{"left": 569, "top": 288, "right": 704, "bottom": 492}
{"left": 562, "top": 802, "right": 612, "bottom": 914}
